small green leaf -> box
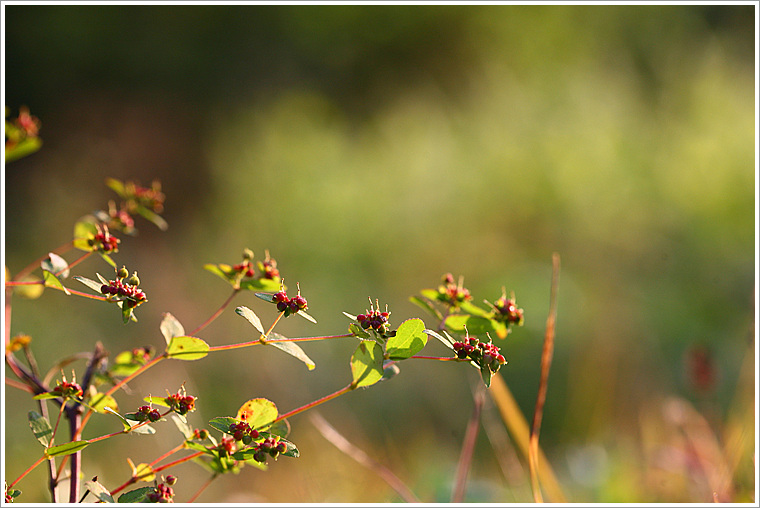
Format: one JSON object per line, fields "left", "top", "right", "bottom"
{"left": 41, "top": 253, "right": 69, "bottom": 279}
{"left": 350, "top": 341, "right": 384, "bottom": 389}
{"left": 425, "top": 329, "right": 456, "bottom": 350}
{"left": 165, "top": 336, "right": 209, "bottom": 361}
{"left": 266, "top": 418, "right": 291, "bottom": 439}
{"left": 348, "top": 322, "right": 370, "bottom": 339}
{"left": 105, "top": 177, "right": 127, "bottom": 198}
{"left": 235, "top": 306, "right": 264, "bottom": 334}
{"left": 98, "top": 252, "right": 117, "bottom": 269}
{"left": 33, "top": 392, "right": 60, "bottom": 400}
{"left": 239, "top": 277, "right": 282, "bottom": 292}
{"left": 104, "top": 407, "right": 133, "bottom": 431}
{"left": 120, "top": 302, "right": 135, "bottom": 324}
{"left": 297, "top": 309, "right": 317, "bottom": 324}
{"left": 480, "top": 361, "right": 493, "bottom": 388}
{"left": 136, "top": 206, "right": 168, "bottom": 231}
{"left": 145, "top": 396, "right": 170, "bottom": 408}
{"left": 5, "top": 136, "right": 42, "bottom": 163}
{"left": 129, "top": 422, "right": 156, "bottom": 435}
{"left": 43, "top": 270, "right": 70, "bottom": 295}
{"left": 83, "top": 478, "right": 115, "bottom": 503}
{"left": 28, "top": 411, "right": 53, "bottom": 447}
{"left": 444, "top": 314, "right": 497, "bottom": 336}
{"left": 381, "top": 362, "right": 401, "bottom": 382}
{"left": 74, "top": 275, "right": 105, "bottom": 293}
{"left": 460, "top": 300, "right": 491, "bottom": 318}
{"left": 385, "top": 318, "right": 428, "bottom": 360}
{"left": 208, "top": 416, "right": 239, "bottom": 435}
{"left": 409, "top": 295, "right": 443, "bottom": 320}
{"left": 342, "top": 311, "right": 358, "bottom": 320}
{"left": 267, "top": 333, "right": 316, "bottom": 370}
{"left": 254, "top": 292, "right": 276, "bottom": 303}
{"left": 46, "top": 440, "right": 90, "bottom": 457}
{"left": 88, "top": 393, "right": 118, "bottom": 414}
{"left": 160, "top": 312, "right": 185, "bottom": 344}
{"left": 117, "top": 486, "right": 153, "bottom": 503}
{"left": 419, "top": 288, "right": 442, "bottom": 301}
{"left": 203, "top": 263, "right": 236, "bottom": 285}
{"left": 172, "top": 414, "right": 195, "bottom": 440}
{"left": 236, "top": 398, "right": 278, "bottom": 431}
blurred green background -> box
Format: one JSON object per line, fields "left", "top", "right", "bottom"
{"left": 3, "top": 4, "right": 756, "bottom": 503}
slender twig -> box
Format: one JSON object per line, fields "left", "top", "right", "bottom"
{"left": 529, "top": 252, "right": 560, "bottom": 503}
{"left": 186, "top": 474, "right": 217, "bottom": 503}
{"left": 207, "top": 333, "right": 355, "bottom": 353}
{"left": 11, "top": 240, "right": 75, "bottom": 281}
{"left": 452, "top": 383, "right": 485, "bottom": 502}
{"left": 275, "top": 383, "right": 354, "bottom": 423}
{"left": 188, "top": 289, "right": 239, "bottom": 336}
{"left": 310, "top": 412, "right": 420, "bottom": 503}
{"left": 109, "top": 450, "right": 206, "bottom": 496}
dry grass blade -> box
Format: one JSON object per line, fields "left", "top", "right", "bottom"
{"left": 309, "top": 412, "right": 420, "bottom": 503}
{"left": 529, "top": 252, "right": 560, "bottom": 502}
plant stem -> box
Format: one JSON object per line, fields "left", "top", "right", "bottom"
{"left": 207, "top": 333, "right": 355, "bottom": 353}
{"left": 11, "top": 240, "right": 74, "bottom": 281}
{"left": 8, "top": 455, "right": 47, "bottom": 488}
{"left": 529, "top": 252, "right": 560, "bottom": 503}
{"left": 452, "top": 383, "right": 485, "bottom": 502}
{"left": 110, "top": 450, "right": 206, "bottom": 496}
{"left": 275, "top": 383, "right": 354, "bottom": 423}
{"left": 186, "top": 474, "right": 217, "bottom": 503}
{"left": 189, "top": 289, "right": 239, "bottom": 336}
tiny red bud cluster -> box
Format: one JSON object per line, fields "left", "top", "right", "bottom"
{"left": 438, "top": 273, "right": 472, "bottom": 307}
{"left": 356, "top": 299, "right": 391, "bottom": 336}
{"left": 258, "top": 256, "right": 280, "bottom": 280}
{"left": 273, "top": 287, "right": 308, "bottom": 317}
{"left": 146, "top": 481, "right": 174, "bottom": 503}
{"left": 100, "top": 279, "right": 147, "bottom": 308}
{"left": 135, "top": 405, "right": 161, "bottom": 422}
{"left": 229, "top": 421, "right": 260, "bottom": 444}
{"left": 125, "top": 180, "right": 165, "bottom": 214}
{"left": 193, "top": 428, "right": 209, "bottom": 441}
{"left": 89, "top": 225, "right": 120, "bottom": 252}
{"left": 51, "top": 380, "right": 83, "bottom": 399}
{"left": 217, "top": 435, "right": 237, "bottom": 458}
{"left": 131, "top": 346, "right": 153, "bottom": 364}
{"left": 165, "top": 390, "right": 196, "bottom": 416}
{"left": 490, "top": 290, "right": 524, "bottom": 327}
{"left": 252, "top": 436, "right": 287, "bottom": 463}
{"left": 453, "top": 335, "right": 507, "bottom": 372}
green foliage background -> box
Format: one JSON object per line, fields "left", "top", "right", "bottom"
{"left": 3, "top": 4, "right": 756, "bottom": 503}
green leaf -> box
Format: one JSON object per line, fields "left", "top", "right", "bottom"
{"left": 208, "top": 416, "right": 239, "bottom": 435}
{"left": 267, "top": 333, "right": 316, "bottom": 370}
{"left": 105, "top": 177, "right": 127, "bottom": 198}
{"left": 296, "top": 309, "right": 317, "bottom": 324}
{"left": 103, "top": 407, "right": 133, "bottom": 432}
{"left": 120, "top": 302, "right": 135, "bottom": 324}
{"left": 419, "top": 288, "right": 442, "bottom": 301}
{"left": 74, "top": 275, "right": 105, "bottom": 294}
{"left": 408, "top": 295, "right": 443, "bottom": 320}
{"left": 381, "top": 362, "right": 401, "bottom": 382}
{"left": 480, "top": 361, "right": 493, "bottom": 388}
{"left": 350, "top": 341, "right": 384, "bottom": 389}
{"left": 28, "top": 411, "right": 53, "bottom": 447}
{"left": 460, "top": 300, "right": 491, "bottom": 318}
{"left": 98, "top": 252, "right": 117, "bottom": 269}
{"left": 117, "top": 486, "right": 153, "bottom": 503}
{"left": 43, "top": 270, "right": 70, "bottom": 295}
{"left": 129, "top": 422, "right": 156, "bottom": 435}
{"left": 172, "top": 414, "right": 196, "bottom": 440}
{"left": 88, "top": 393, "right": 118, "bottom": 414}
{"left": 385, "top": 318, "right": 428, "bottom": 360}
{"left": 236, "top": 398, "right": 278, "bottom": 431}
{"left": 145, "top": 396, "right": 170, "bottom": 408}
{"left": 235, "top": 306, "right": 264, "bottom": 334}
{"left": 348, "top": 322, "right": 370, "bottom": 339}
{"left": 444, "top": 314, "right": 498, "bottom": 336}
{"left": 254, "top": 292, "right": 276, "bottom": 303}
{"left": 41, "top": 253, "right": 69, "bottom": 279}
{"left": 33, "top": 391, "right": 60, "bottom": 400}
{"left": 239, "top": 277, "right": 282, "bottom": 292}
{"left": 203, "top": 263, "right": 234, "bottom": 283}
{"left": 46, "top": 440, "right": 90, "bottom": 457}
{"left": 266, "top": 418, "right": 291, "bottom": 439}
{"left": 160, "top": 312, "right": 185, "bottom": 344}
{"left": 5, "top": 136, "right": 42, "bottom": 163}
{"left": 136, "top": 206, "right": 168, "bottom": 231}
{"left": 342, "top": 311, "right": 358, "bottom": 320}
{"left": 165, "top": 336, "right": 209, "bottom": 361}
{"left": 425, "top": 329, "right": 456, "bottom": 350}
{"left": 73, "top": 218, "right": 98, "bottom": 240}
{"left": 83, "top": 478, "right": 115, "bottom": 503}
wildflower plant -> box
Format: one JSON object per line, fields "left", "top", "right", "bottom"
{"left": 3, "top": 107, "right": 563, "bottom": 504}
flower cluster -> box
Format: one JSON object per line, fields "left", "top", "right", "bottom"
{"left": 134, "top": 405, "right": 161, "bottom": 423}
{"left": 453, "top": 335, "right": 507, "bottom": 373}
{"left": 437, "top": 273, "right": 472, "bottom": 307}
{"left": 231, "top": 249, "right": 280, "bottom": 282}
{"left": 357, "top": 299, "right": 392, "bottom": 336}
{"left": 100, "top": 268, "right": 147, "bottom": 308}
{"left": 125, "top": 180, "right": 165, "bottom": 215}
{"left": 251, "top": 436, "right": 287, "bottom": 463}
{"left": 146, "top": 477, "right": 175, "bottom": 503}
{"left": 488, "top": 289, "right": 524, "bottom": 326}
{"left": 105, "top": 200, "right": 136, "bottom": 234}
{"left": 89, "top": 225, "right": 120, "bottom": 253}
{"left": 228, "top": 421, "right": 260, "bottom": 445}
{"left": 50, "top": 377, "right": 83, "bottom": 399}
{"left": 192, "top": 428, "right": 209, "bottom": 441}
{"left": 273, "top": 285, "right": 308, "bottom": 317}
{"left": 5, "top": 483, "right": 21, "bottom": 503}
{"left": 257, "top": 251, "right": 280, "bottom": 280}
{"left": 165, "top": 389, "right": 196, "bottom": 416}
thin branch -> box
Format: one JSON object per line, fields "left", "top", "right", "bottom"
{"left": 451, "top": 383, "right": 485, "bottom": 502}
{"left": 529, "top": 252, "right": 560, "bottom": 503}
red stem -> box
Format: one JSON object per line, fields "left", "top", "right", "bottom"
{"left": 188, "top": 289, "right": 239, "bottom": 336}
{"left": 275, "top": 383, "right": 354, "bottom": 423}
